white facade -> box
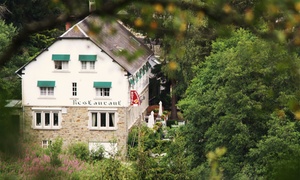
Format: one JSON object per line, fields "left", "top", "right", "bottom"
{"left": 22, "top": 39, "right": 130, "bottom": 107}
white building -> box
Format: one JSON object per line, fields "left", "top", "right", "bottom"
{"left": 16, "top": 15, "right": 157, "bottom": 157}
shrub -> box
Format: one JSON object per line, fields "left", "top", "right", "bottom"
{"left": 90, "top": 145, "right": 105, "bottom": 162}
{"left": 68, "top": 142, "right": 89, "bottom": 161}
{"left": 48, "top": 138, "right": 63, "bottom": 167}
{"left": 73, "top": 158, "right": 137, "bottom": 180}
{"left": 166, "top": 120, "right": 178, "bottom": 127}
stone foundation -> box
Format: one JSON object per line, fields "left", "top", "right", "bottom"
{"left": 23, "top": 106, "right": 130, "bottom": 158}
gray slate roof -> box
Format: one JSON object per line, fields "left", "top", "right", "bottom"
{"left": 61, "top": 15, "right": 154, "bottom": 74}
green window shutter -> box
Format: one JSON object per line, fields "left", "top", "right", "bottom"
{"left": 37, "top": 81, "right": 55, "bottom": 87}
{"left": 145, "top": 62, "right": 150, "bottom": 71}
{"left": 142, "top": 65, "right": 146, "bottom": 75}
{"left": 52, "top": 54, "right": 70, "bottom": 61}
{"left": 93, "top": 82, "right": 112, "bottom": 88}
{"left": 129, "top": 78, "right": 135, "bottom": 85}
{"left": 79, "top": 55, "right": 97, "bottom": 61}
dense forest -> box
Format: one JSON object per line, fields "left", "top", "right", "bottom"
{"left": 1, "top": 0, "right": 300, "bottom": 179}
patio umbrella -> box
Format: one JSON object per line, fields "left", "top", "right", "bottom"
{"left": 148, "top": 111, "right": 155, "bottom": 128}
{"left": 158, "top": 101, "right": 163, "bottom": 117}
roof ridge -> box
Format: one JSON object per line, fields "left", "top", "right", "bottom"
{"left": 60, "top": 17, "right": 89, "bottom": 38}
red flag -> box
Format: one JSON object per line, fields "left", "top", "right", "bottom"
{"left": 130, "top": 90, "right": 140, "bottom": 106}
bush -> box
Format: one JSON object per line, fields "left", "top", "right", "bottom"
{"left": 68, "top": 142, "right": 89, "bottom": 161}
{"left": 73, "top": 158, "right": 137, "bottom": 180}
{"left": 166, "top": 120, "right": 178, "bottom": 127}
{"left": 48, "top": 138, "right": 63, "bottom": 167}
{"left": 90, "top": 145, "right": 105, "bottom": 162}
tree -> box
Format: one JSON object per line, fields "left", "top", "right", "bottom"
{"left": 179, "top": 28, "right": 300, "bottom": 178}
{"left": 0, "top": 20, "right": 19, "bottom": 98}
{"left": 2, "top": 0, "right": 64, "bottom": 27}
{"left": 247, "top": 112, "right": 300, "bottom": 179}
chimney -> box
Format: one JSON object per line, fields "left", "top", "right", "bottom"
{"left": 65, "top": 22, "right": 71, "bottom": 31}
{"left": 89, "top": 0, "right": 96, "bottom": 12}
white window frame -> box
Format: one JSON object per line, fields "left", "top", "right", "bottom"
{"left": 88, "top": 110, "right": 117, "bottom": 130}
{"left": 96, "top": 88, "right": 110, "bottom": 97}
{"left": 32, "top": 108, "right": 62, "bottom": 130}
{"left": 89, "top": 142, "right": 117, "bottom": 158}
{"left": 72, "top": 82, "right": 77, "bottom": 96}
{"left": 81, "top": 61, "right": 95, "bottom": 70}
{"left": 40, "top": 87, "right": 54, "bottom": 96}
{"left": 90, "top": 61, "right": 95, "bottom": 69}
{"left": 42, "top": 140, "right": 52, "bottom": 148}
{"left": 54, "top": 61, "right": 68, "bottom": 70}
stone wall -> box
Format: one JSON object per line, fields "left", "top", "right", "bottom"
{"left": 23, "top": 106, "right": 128, "bottom": 158}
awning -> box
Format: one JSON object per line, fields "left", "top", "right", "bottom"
{"left": 37, "top": 81, "right": 55, "bottom": 87}
{"left": 93, "top": 82, "right": 112, "bottom": 88}
{"left": 52, "top": 54, "right": 70, "bottom": 61}
{"left": 79, "top": 55, "right": 97, "bottom": 61}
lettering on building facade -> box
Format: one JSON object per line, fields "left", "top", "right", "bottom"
{"left": 72, "top": 100, "right": 122, "bottom": 106}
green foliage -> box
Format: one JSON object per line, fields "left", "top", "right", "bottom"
{"left": 0, "top": 20, "right": 16, "bottom": 52}
{"left": 134, "top": 151, "right": 162, "bottom": 180}
{"left": 127, "top": 125, "right": 163, "bottom": 160}
{"left": 0, "top": 20, "right": 20, "bottom": 98}
{"left": 1, "top": 142, "right": 86, "bottom": 179}
{"left": 129, "top": 125, "right": 201, "bottom": 180}
{"left": 73, "top": 158, "right": 137, "bottom": 180}
{"left": 247, "top": 112, "right": 300, "bottom": 179}
{"left": 68, "top": 142, "right": 105, "bottom": 162}
{"left": 28, "top": 29, "right": 62, "bottom": 53}
{"left": 179, "top": 28, "right": 300, "bottom": 178}
{"left": 68, "top": 142, "right": 90, "bottom": 161}
{"left": 0, "top": 92, "right": 22, "bottom": 158}
{"left": 3, "top": 0, "right": 63, "bottom": 28}
{"left": 206, "top": 147, "right": 227, "bottom": 180}
{"left": 160, "top": 126, "right": 196, "bottom": 180}
{"left": 89, "top": 144, "right": 105, "bottom": 162}
{"left": 166, "top": 119, "right": 178, "bottom": 127}
{"left": 47, "top": 138, "right": 63, "bottom": 167}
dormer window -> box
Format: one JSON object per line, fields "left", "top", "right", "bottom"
{"left": 52, "top": 54, "right": 70, "bottom": 70}
{"left": 79, "top": 55, "right": 97, "bottom": 70}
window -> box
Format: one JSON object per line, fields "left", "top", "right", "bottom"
{"left": 55, "top": 61, "right": 68, "bottom": 70}
{"left": 52, "top": 54, "right": 70, "bottom": 70}
{"left": 93, "top": 82, "right": 112, "bottom": 97}
{"left": 79, "top": 55, "right": 96, "bottom": 70}
{"left": 33, "top": 110, "right": 61, "bottom": 129}
{"left": 90, "top": 61, "right": 95, "bottom": 69}
{"left": 89, "top": 111, "right": 116, "bottom": 130}
{"left": 40, "top": 87, "right": 54, "bottom": 96}
{"left": 96, "top": 88, "right": 110, "bottom": 97}
{"left": 81, "top": 61, "right": 87, "bottom": 69}
{"left": 81, "top": 61, "right": 95, "bottom": 70}
{"left": 72, "top": 82, "right": 77, "bottom": 96}
{"left": 89, "top": 142, "right": 117, "bottom": 158}
{"left": 37, "top": 81, "right": 55, "bottom": 96}
{"left": 42, "top": 140, "right": 52, "bottom": 148}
